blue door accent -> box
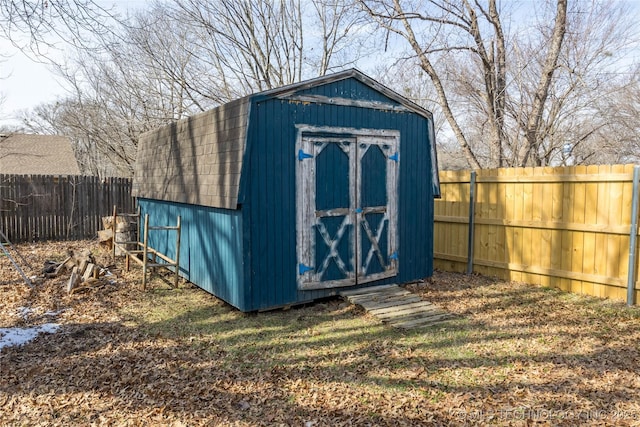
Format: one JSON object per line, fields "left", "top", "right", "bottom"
{"left": 298, "top": 263, "right": 314, "bottom": 275}
{"left": 298, "top": 149, "right": 314, "bottom": 161}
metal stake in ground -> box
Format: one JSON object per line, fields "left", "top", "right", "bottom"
{"left": 0, "top": 228, "right": 33, "bottom": 287}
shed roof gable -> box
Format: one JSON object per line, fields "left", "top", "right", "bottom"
{"left": 256, "top": 69, "right": 431, "bottom": 120}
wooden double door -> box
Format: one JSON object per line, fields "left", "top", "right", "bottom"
{"left": 296, "top": 128, "right": 399, "bottom": 290}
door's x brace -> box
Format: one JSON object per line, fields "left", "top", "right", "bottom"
{"left": 360, "top": 212, "right": 388, "bottom": 274}
{"left": 315, "top": 216, "right": 351, "bottom": 279}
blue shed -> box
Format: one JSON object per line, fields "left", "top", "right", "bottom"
{"left": 132, "top": 69, "right": 440, "bottom": 311}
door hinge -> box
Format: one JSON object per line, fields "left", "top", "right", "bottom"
{"left": 298, "top": 149, "right": 314, "bottom": 161}
{"left": 298, "top": 263, "right": 314, "bottom": 275}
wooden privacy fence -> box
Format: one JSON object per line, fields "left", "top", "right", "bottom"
{"left": 434, "top": 164, "right": 640, "bottom": 304}
{"left": 0, "top": 174, "right": 135, "bottom": 243}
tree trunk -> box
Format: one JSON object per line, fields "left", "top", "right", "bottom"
{"left": 521, "top": 0, "right": 568, "bottom": 166}
{"left": 393, "top": 0, "right": 482, "bottom": 169}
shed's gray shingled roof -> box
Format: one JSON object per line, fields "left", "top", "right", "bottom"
{"left": 0, "top": 134, "right": 81, "bottom": 175}
{"left": 132, "top": 69, "right": 439, "bottom": 209}
{"left": 132, "top": 97, "right": 250, "bottom": 210}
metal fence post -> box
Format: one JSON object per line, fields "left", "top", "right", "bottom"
{"left": 627, "top": 165, "right": 640, "bottom": 306}
{"left": 466, "top": 171, "right": 477, "bottom": 275}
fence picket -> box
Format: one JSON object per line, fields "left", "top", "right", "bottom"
{"left": 0, "top": 174, "right": 134, "bottom": 242}
{"left": 435, "top": 164, "right": 640, "bottom": 304}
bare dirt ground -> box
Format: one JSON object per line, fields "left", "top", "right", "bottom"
{"left": 2, "top": 240, "right": 640, "bottom": 426}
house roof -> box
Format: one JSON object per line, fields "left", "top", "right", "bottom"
{"left": 132, "top": 69, "right": 439, "bottom": 209}
{"left": 0, "top": 134, "right": 81, "bottom": 175}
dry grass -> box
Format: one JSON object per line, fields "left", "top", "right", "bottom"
{"left": 2, "top": 240, "right": 640, "bottom": 426}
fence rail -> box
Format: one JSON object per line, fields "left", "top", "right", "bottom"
{"left": 0, "top": 174, "right": 135, "bottom": 243}
{"left": 434, "top": 164, "right": 640, "bottom": 304}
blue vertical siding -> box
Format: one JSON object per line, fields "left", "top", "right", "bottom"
{"left": 298, "top": 78, "right": 400, "bottom": 105}
{"left": 361, "top": 145, "right": 388, "bottom": 207}
{"left": 137, "top": 198, "right": 246, "bottom": 310}
{"left": 240, "top": 84, "right": 435, "bottom": 310}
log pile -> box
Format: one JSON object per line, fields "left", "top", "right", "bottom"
{"left": 42, "top": 249, "right": 107, "bottom": 294}
{"left": 98, "top": 215, "right": 137, "bottom": 256}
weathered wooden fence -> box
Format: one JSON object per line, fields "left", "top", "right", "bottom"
{"left": 435, "top": 164, "right": 640, "bottom": 304}
{"left": 0, "top": 174, "right": 135, "bottom": 242}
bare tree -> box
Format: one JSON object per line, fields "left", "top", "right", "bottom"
{"left": 507, "top": 1, "right": 638, "bottom": 166}
{"left": 18, "top": 0, "right": 370, "bottom": 176}
{"left": 169, "top": 0, "right": 368, "bottom": 94}
{"left": 359, "top": 0, "right": 511, "bottom": 168}
{"left": 23, "top": 95, "right": 141, "bottom": 177}
{"left": 610, "top": 71, "right": 640, "bottom": 163}
{"left": 375, "top": 60, "right": 471, "bottom": 170}
{"left": 567, "top": 68, "right": 640, "bottom": 165}
{"left": 520, "top": 1, "right": 567, "bottom": 166}
{"left": 18, "top": 4, "right": 188, "bottom": 177}
{"left": 311, "top": 0, "right": 371, "bottom": 75}
{"left": 49, "top": 18, "right": 202, "bottom": 177}
{"left": 375, "top": 60, "right": 444, "bottom": 126}
{"left": 169, "top": 0, "right": 305, "bottom": 94}
{"left": 5, "top": 0, "right": 639, "bottom": 174}
{"left": 23, "top": 100, "right": 102, "bottom": 176}
{"left": 358, "top": 0, "right": 569, "bottom": 169}
{"left": 0, "top": 0, "right": 120, "bottom": 59}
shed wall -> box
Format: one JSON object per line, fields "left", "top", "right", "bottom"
{"left": 241, "top": 90, "right": 435, "bottom": 310}
{"left": 138, "top": 198, "right": 246, "bottom": 310}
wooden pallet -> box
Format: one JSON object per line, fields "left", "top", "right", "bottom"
{"left": 340, "top": 284, "right": 453, "bottom": 329}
